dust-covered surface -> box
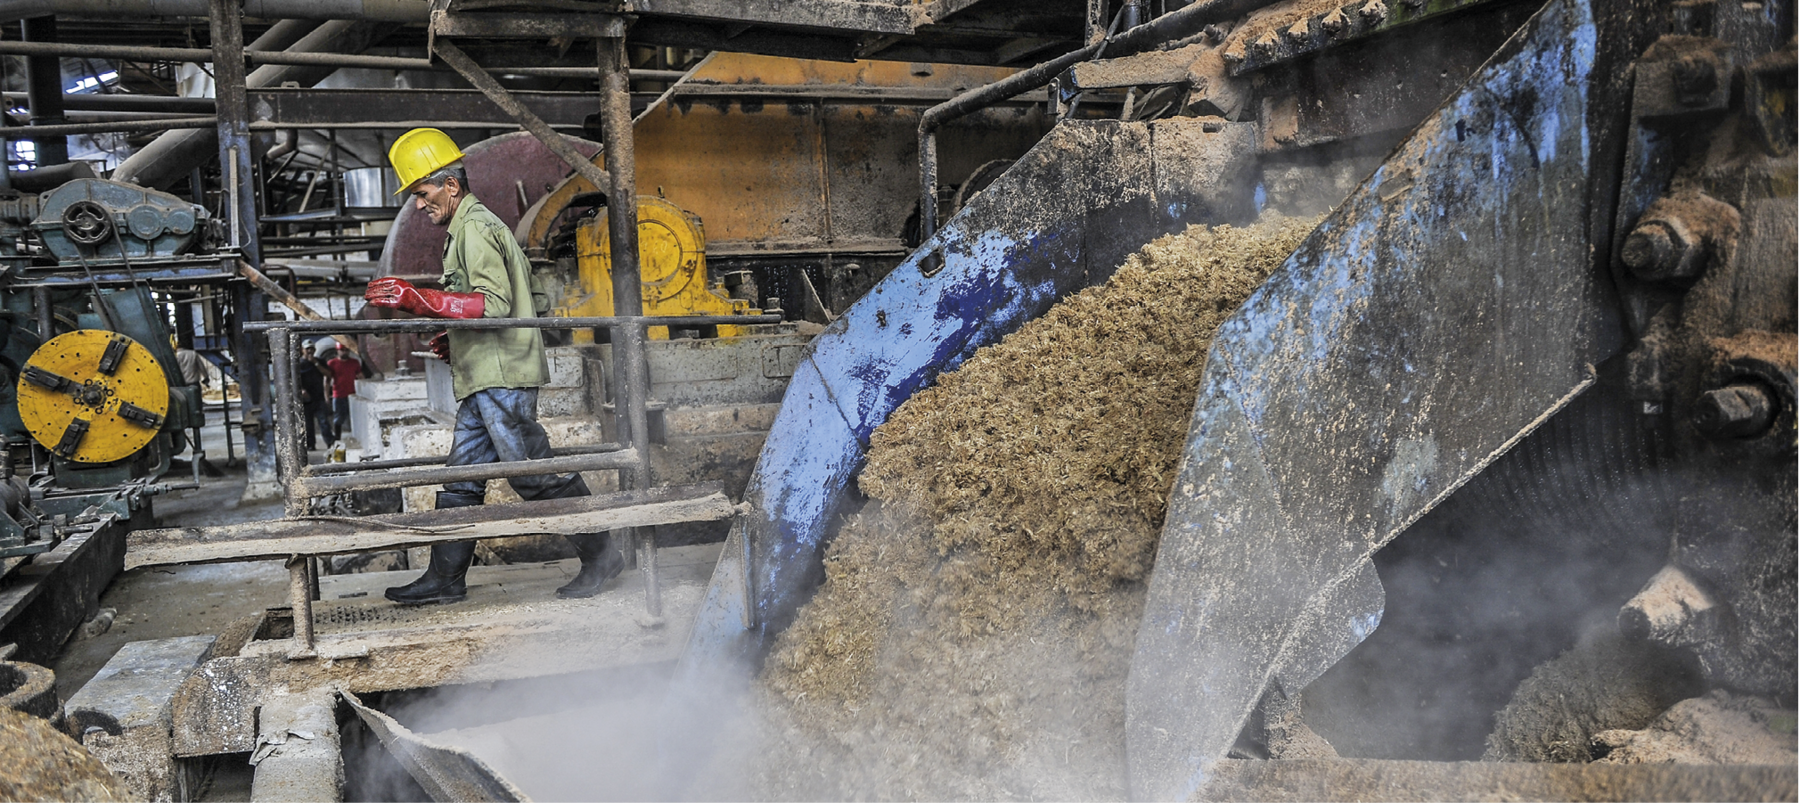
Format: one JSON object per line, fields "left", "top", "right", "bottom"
{"left": 1593, "top": 691, "right": 1799, "bottom": 766}
{"left": 752, "top": 215, "right": 1318, "bottom": 800}
{"left": 1484, "top": 629, "right": 1703, "bottom": 763}
{"left": 1196, "top": 757, "right": 1799, "bottom": 802}
{"left": 0, "top": 707, "right": 131, "bottom": 801}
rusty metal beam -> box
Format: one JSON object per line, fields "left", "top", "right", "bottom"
{"left": 247, "top": 87, "right": 600, "bottom": 129}
{"left": 627, "top": 18, "right": 860, "bottom": 62}
{"left": 627, "top": 0, "right": 917, "bottom": 34}
{"left": 431, "top": 38, "right": 615, "bottom": 200}
{"left": 245, "top": 85, "right": 1045, "bottom": 130}
{"left": 429, "top": 9, "right": 625, "bottom": 38}
{"left": 128, "top": 484, "right": 735, "bottom": 569}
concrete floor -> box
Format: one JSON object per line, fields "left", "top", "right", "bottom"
{"left": 43, "top": 408, "right": 378, "bottom": 801}
{"left": 49, "top": 406, "right": 329, "bottom": 697}
{"left": 44, "top": 406, "right": 723, "bottom": 801}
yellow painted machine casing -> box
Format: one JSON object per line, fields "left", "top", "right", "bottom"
{"left": 18, "top": 330, "right": 170, "bottom": 464}
{"left": 565, "top": 195, "right": 755, "bottom": 341}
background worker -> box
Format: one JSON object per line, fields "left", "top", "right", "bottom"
{"left": 324, "top": 340, "right": 367, "bottom": 444}
{"left": 297, "top": 340, "right": 329, "bottom": 450}
{"left": 365, "top": 128, "right": 623, "bottom": 606}
{"left": 172, "top": 339, "right": 209, "bottom": 389}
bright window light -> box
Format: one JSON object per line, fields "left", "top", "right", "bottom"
{"left": 66, "top": 70, "right": 119, "bottom": 94}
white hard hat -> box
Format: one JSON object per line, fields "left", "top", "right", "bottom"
{"left": 315, "top": 338, "right": 340, "bottom": 353}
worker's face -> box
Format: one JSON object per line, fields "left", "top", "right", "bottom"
{"left": 411, "top": 177, "right": 463, "bottom": 225}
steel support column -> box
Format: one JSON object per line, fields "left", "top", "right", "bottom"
{"left": 599, "top": 34, "right": 658, "bottom": 616}
{"left": 20, "top": 15, "right": 67, "bottom": 166}
{"left": 212, "top": 0, "right": 275, "bottom": 497}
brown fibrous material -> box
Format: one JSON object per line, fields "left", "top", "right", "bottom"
{"left": 754, "top": 215, "right": 1319, "bottom": 800}
{"left": 0, "top": 707, "right": 131, "bottom": 802}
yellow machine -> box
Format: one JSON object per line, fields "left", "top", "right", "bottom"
{"left": 17, "top": 330, "right": 170, "bottom": 463}
{"left": 562, "top": 195, "right": 758, "bottom": 340}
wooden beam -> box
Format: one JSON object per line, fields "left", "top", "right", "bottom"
{"left": 238, "top": 260, "right": 328, "bottom": 322}
{"left": 128, "top": 484, "right": 737, "bottom": 568}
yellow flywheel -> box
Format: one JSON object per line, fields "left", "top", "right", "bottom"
{"left": 580, "top": 195, "right": 707, "bottom": 306}
{"left": 17, "top": 330, "right": 169, "bottom": 464}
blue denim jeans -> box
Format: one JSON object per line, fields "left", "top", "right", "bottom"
{"left": 444, "top": 387, "right": 585, "bottom": 501}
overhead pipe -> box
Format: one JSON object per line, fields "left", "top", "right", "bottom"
{"left": 0, "top": 41, "right": 695, "bottom": 80}
{"left": 0, "top": 0, "right": 426, "bottom": 23}
{"left": 0, "top": 90, "right": 215, "bottom": 113}
{"left": 113, "top": 19, "right": 391, "bottom": 189}
{"left": 916, "top": 0, "right": 1280, "bottom": 247}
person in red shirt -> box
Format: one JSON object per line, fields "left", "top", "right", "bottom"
{"left": 325, "top": 343, "right": 368, "bottom": 443}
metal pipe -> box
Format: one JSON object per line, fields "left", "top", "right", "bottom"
{"left": 291, "top": 449, "right": 642, "bottom": 495}
{"left": 0, "top": 44, "right": 695, "bottom": 80}
{"left": 0, "top": 0, "right": 427, "bottom": 23}
{"left": 7, "top": 91, "right": 218, "bottom": 113}
{"left": 8, "top": 109, "right": 208, "bottom": 122}
{"left": 0, "top": 116, "right": 216, "bottom": 136}
{"left": 302, "top": 442, "right": 625, "bottom": 475}
{"left": 20, "top": 15, "right": 67, "bottom": 166}
{"left": 0, "top": 39, "right": 429, "bottom": 71}
{"left": 915, "top": 0, "right": 1279, "bottom": 245}
{"left": 113, "top": 19, "right": 381, "bottom": 189}
{"left": 242, "top": 313, "right": 781, "bottom": 333}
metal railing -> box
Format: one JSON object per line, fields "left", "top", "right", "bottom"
{"left": 246, "top": 311, "right": 779, "bottom": 655}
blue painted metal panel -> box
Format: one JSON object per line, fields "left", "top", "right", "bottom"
{"left": 675, "top": 119, "right": 1260, "bottom": 679}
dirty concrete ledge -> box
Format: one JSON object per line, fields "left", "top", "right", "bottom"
{"left": 1195, "top": 758, "right": 1799, "bottom": 802}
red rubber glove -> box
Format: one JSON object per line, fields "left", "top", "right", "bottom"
{"left": 365, "top": 277, "right": 485, "bottom": 319}
{"left": 427, "top": 332, "right": 451, "bottom": 364}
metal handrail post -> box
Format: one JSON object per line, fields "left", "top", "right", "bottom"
{"left": 267, "top": 327, "right": 307, "bottom": 517}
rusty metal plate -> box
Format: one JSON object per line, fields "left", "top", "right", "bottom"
{"left": 343, "top": 690, "right": 528, "bottom": 803}
{"left": 1124, "top": 0, "right": 1667, "bottom": 796}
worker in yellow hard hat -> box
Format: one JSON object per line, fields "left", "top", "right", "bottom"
{"left": 366, "top": 127, "right": 623, "bottom": 605}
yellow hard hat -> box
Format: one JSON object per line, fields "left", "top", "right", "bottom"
{"left": 389, "top": 128, "right": 465, "bottom": 194}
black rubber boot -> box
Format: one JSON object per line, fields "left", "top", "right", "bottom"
{"left": 556, "top": 532, "right": 625, "bottom": 599}
{"left": 384, "top": 491, "right": 483, "bottom": 605}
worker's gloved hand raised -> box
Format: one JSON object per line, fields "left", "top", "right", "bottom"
{"left": 427, "top": 332, "right": 451, "bottom": 364}
{"left": 364, "top": 277, "right": 485, "bottom": 320}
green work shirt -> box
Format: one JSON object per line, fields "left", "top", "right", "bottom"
{"left": 440, "top": 194, "right": 549, "bottom": 400}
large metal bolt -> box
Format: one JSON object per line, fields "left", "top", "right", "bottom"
{"left": 1621, "top": 218, "right": 1701, "bottom": 281}
{"left": 1692, "top": 382, "right": 1776, "bottom": 439}
{"left": 1672, "top": 55, "right": 1718, "bottom": 106}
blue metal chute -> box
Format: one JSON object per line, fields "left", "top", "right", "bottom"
{"left": 673, "top": 118, "right": 1262, "bottom": 686}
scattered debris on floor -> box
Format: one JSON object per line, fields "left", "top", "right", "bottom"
{"left": 755, "top": 214, "right": 1320, "bottom": 799}
{"left": 1593, "top": 690, "right": 1799, "bottom": 766}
